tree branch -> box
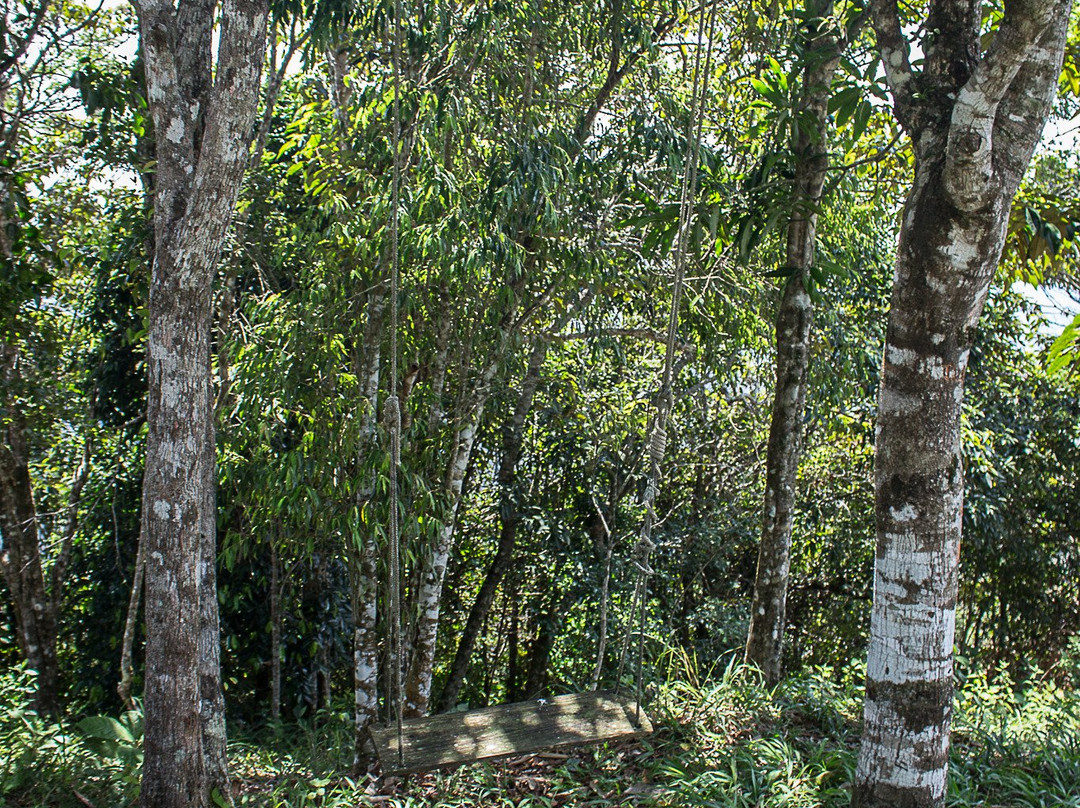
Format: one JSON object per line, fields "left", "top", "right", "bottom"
{"left": 47, "top": 438, "right": 92, "bottom": 602}
{"left": 944, "top": 0, "right": 1062, "bottom": 212}
{"left": 869, "top": 0, "right": 916, "bottom": 129}
{"left": 574, "top": 10, "right": 680, "bottom": 146}
{"left": 546, "top": 327, "right": 695, "bottom": 354}
{"left": 991, "top": 0, "right": 1072, "bottom": 200}
{"left": 0, "top": 0, "right": 51, "bottom": 75}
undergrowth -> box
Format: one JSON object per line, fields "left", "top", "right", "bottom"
{"left": 4, "top": 653, "right": 1079, "bottom": 807}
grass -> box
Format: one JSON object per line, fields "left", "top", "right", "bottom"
{"left": 5, "top": 656, "right": 1079, "bottom": 807}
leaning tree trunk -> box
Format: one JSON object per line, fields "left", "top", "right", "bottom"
{"left": 435, "top": 337, "right": 548, "bottom": 712}
{"left": 403, "top": 400, "right": 488, "bottom": 716}
{"left": 134, "top": 0, "right": 269, "bottom": 804}
{"left": 745, "top": 0, "right": 846, "bottom": 686}
{"left": 854, "top": 3, "right": 1069, "bottom": 806}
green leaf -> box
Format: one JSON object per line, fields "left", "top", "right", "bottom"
{"left": 78, "top": 715, "right": 134, "bottom": 743}
{"left": 852, "top": 100, "right": 873, "bottom": 142}
{"left": 1047, "top": 313, "right": 1080, "bottom": 374}
{"left": 830, "top": 86, "right": 860, "bottom": 127}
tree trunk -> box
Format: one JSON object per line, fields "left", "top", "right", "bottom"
{"left": 398, "top": 4, "right": 669, "bottom": 716}
{"left": 506, "top": 586, "right": 522, "bottom": 702}
{"left": 348, "top": 527, "right": 379, "bottom": 761}
{"left": 322, "top": 47, "right": 393, "bottom": 764}
{"left": 591, "top": 508, "right": 615, "bottom": 690}
{"left": 139, "top": 274, "right": 214, "bottom": 806}
{"left": 524, "top": 608, "right": 557, "bottom": 699}
{"left": 403, "top": 411, "right": 485, "bottom": 716}
{"left": 436, "top": 337, "right": 548, "bottom": 712}
{"left": 118, "top": 520, "right": 146, "bottom": 710}
{"left": 199, "top": 411, "right": 228, "bottom": 791}
{"left": 118, "top": 66, "right": 155, "bottom": 714}
{"left": 0, "top": 388, "right": 59, "bottom": 715}
{"left": 745, "top": 0, "right": 843, "bottom": 687}
{"left": 269, "top": 538, "right": 281, "bottom": 722}
{"left": 0, "top": 345, "right": 91, "bottom": 716}
{"left": 854, "top": 4, "right": 1069, "bottom": 806}
{"left": 347, "top": 285, "right": 386, "bottom": 766}
{"left": 745, "top": 276, "right": 812, "bottom": 684}
{"left": 134, "top": 0, "right": 269, "bottom": 803}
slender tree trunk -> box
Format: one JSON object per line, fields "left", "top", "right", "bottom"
{"left": 0, "top": 391, "right": 59, "bottom": 714}
{"left": 436, "top": 338, "right": 548, "bottom": 712}
{"left": 134, "top": 0, "right": 269, "bottom": 803}
{"left": 745, "top": 0, "right": 843, "bottom": 686}
{"left": 322, "top": 46, "right": 393, "bottom": 764}
{"left": 347, "top": 285, "right": 386, "bottom": 765}
{"left": 855, "top": 3, "right": 1069, "bottom": 806}
{"left": 269, "top": 538, "right": 281, "bottom": 722}
{"left": 118, "top": 63, "right": 154, "bottom": 715}
{"left": 47, "top": 438, "right": 91, "bottom": 618}
{"left": 506, "top": 585, "right": 521, "bottom": 702}
{"left": 524, "top": 608, "right": 556, "bottom": 699}
{"left": 426, "top": 303, "right": 452, "bottom": 435}
{"left": 403, "top": 411, "right": 484, "bottom": 716}
{"left": 591, "top": 515, "right": 615, "bottom": 690}
{"left": 118, "top": 520, "right": 146, "bottom": 710}
{"left": 0, "top": 350, "right": 93, "bottom": 718}
{"left": 348, "top": 527, "right": 379, "bottom": 759}
{"left": 745, "top": 277, "right": 812, "bottom": 684}
{"left": 0, "top": 354, "right": 91, "bottom": 717}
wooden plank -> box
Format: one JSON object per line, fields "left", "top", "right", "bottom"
{"left": 369, "top": 691, "right": 652, "bottom": 773}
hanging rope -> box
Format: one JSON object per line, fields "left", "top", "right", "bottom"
{"left": 616, "top": 0, "right": 720, "bottom": 724}
{"left": 385, "top": 0, "right": 406, "bottom": 770}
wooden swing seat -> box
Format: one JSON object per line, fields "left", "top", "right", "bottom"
{"left": 369, "top": 691, "right": 652, "bottom": 773}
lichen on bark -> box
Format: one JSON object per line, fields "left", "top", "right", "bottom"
{"left": 854, "top": 3, "right": 1071, "bottom": 807}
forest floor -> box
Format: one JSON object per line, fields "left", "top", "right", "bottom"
{"left": 6, "top": 660, "right": 1080, "bottom": 807}
{"left": 222, "top": 660, "right": 1080, "bottom": 808}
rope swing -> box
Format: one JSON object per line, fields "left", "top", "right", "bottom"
{"left": 616, "top": 0, "right": 719, "bottom": 719}
{"left": 371, "top": 0, "right": 718, "bottom": 774}
{"left": 385, "top": 0, "right": 406, "bottom": 771}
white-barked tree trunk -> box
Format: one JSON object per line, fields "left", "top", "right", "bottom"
{"left": 855, "top": 2, "right": 1071, "bottom": 806}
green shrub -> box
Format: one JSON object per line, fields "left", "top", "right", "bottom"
{"left": 0, "top": 664, "right": 142, "bottom": 806}
{"left": 1, "top": 664, "right": 93, "bottom": 803}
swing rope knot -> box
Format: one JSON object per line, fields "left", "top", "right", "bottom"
{"left": 384, "top": 394, "right": 402, "bottom": 430}
{"left": 648, "top": 424, "right": 667, "bottom": 464}
{"left": 632, "top": 534, "right": 656, "bottom": 575}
